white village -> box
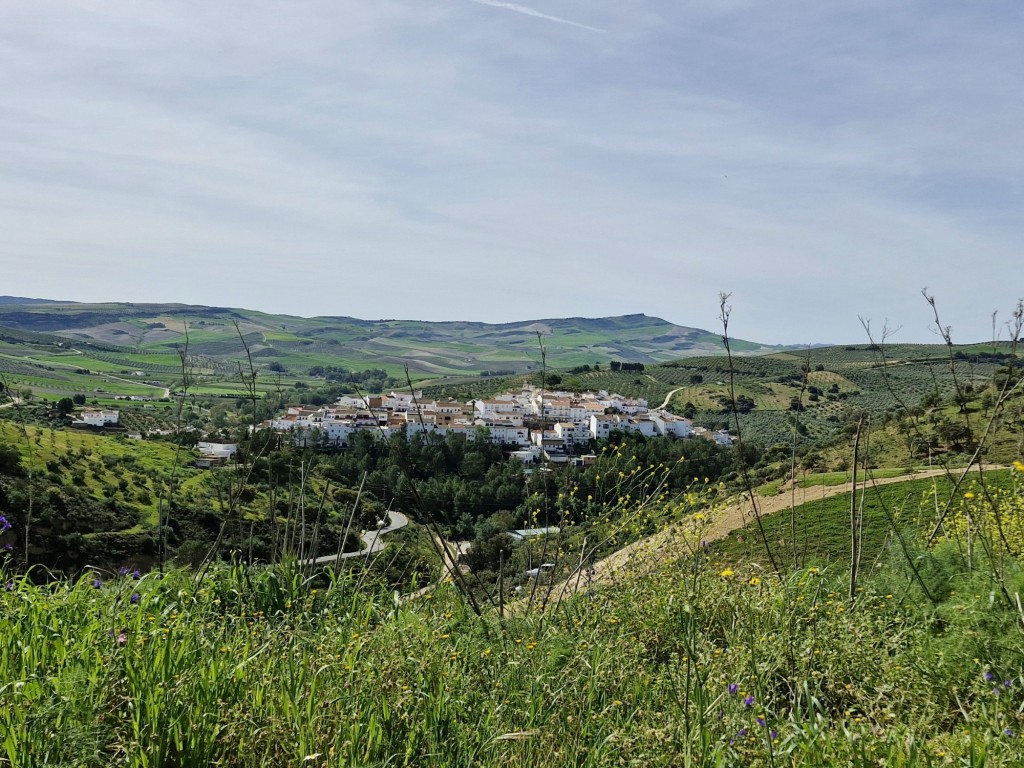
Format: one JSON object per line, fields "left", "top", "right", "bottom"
{"left": 258, "top": 385, "right": 734, "bottom": 463}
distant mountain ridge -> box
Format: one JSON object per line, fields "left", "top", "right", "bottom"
{"left": 0, "top": 296, "right": 69, "bottom": 305}
{"left": 0, "top": 300, "right": 781, "bottom": 377}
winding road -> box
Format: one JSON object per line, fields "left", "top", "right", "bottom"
{"left": 304, "top": 510, "right": 410, "bottom": 565}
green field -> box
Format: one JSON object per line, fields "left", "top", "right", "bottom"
{"left": 714, "top": 470, "right": 1015, "bottom": 568}
{"left": 0, "top": 302, "right": 784, "bottom": 383}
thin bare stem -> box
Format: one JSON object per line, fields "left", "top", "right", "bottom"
{"left": 719, "top": 292, "right": 783, "bottom": 579}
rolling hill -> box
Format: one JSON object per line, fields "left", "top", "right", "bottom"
{"left": 0, "top": 300, "right": 779, "bottom": 379}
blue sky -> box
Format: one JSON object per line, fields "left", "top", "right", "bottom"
{"left": 2, "top": 1, "right": 1022, "bottom": 344}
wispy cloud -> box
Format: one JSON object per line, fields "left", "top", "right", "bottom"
{"left": 467, "top": 0, "right": 606, "bottom": 33}
{"left": 1, "top": 2, "right": 1022, "bottom": 342}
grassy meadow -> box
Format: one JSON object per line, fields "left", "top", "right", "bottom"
{"left": 3, "top": 507, "right": 1023, "bottom": 766}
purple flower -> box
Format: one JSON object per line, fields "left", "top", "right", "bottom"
{"left": 1005, "top": 728, "right": 1015, "bottom": 737}
{"left": 770, "top": 729, "right": 778, "bottom": 740}
{"left": 118, "top": 566, "right": 130, "bottom": 578}
{"left": 737, "top": 728, "right": 747, "bottom": 738}
{"left": 717, "top": 708, "right": 725, "bottom": 720}
{"left": 985, "top": 672, "right": 995, "bottom": 681}
{"left": 130, "top": 592, "right": 140, "bottom": 604}
{"left": 116, "top": 632, "right": 127, "bottom": 647}
{"left": 1005, "top": 680, "right": 1013, "bottom": 688}
{"left": 131, "top": 569, "right": 142, "bottom": 580}
{"left": 743, "top": 695, "right": 755, "bottom": 708}
{"left": 728, "top": 683, "right": 738, "bottom": 695}
{"left": 757, "top": 716, "right": 766, "bottom": 728}
{"left": 4, "top": 581, "right": 13, "bottom": 592}
{"left": 92, "top": 577, "right": 102, "bottom": 589}
{"left": 2, "top": 543, "right": 11, "bottom": 552}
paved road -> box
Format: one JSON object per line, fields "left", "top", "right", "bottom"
{"left": 304, "top": 510, "right": 410, "bottom": 565}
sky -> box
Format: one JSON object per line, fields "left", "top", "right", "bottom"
{"left": 2, "top": 1, "right": 1022, "bottom": 345}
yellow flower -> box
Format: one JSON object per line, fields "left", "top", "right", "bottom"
{"left": 1013, "top": 460, "right": 1024, "bottom": 472}
{"left": 748, "top": 577, "right": 761, "bottom": 586}
{"left": 964, "top": 492, "right": 975, "bottom": 500}
{"left": 720, "top": 569, "right": 735, "bottom": 578}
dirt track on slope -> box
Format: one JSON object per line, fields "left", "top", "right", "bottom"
{"left": 538, "top": 464, "right": 1001, "bottom": 605}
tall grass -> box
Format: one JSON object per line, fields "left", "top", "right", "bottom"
{"left": 3, "top": 526, "right": 1023, "bottom": 766}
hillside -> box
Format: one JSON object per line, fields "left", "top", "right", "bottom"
{"left": 1, "top": 305, "right": 1022, "bottom": 765}
{"left": 0, "top": 296, "right": 67, "bottom": 305}
{"left": 0, "top": 301, "right": 778, "bottom": 382}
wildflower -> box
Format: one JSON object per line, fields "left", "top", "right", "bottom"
{"left": 757, "top": 716, "right": 766, "bottom": 728}
{"left": 1005, "top": 728, "right": 1015, "bottom": 737}
{"left": 92, "top": 577, "right": 102, "bottom": 589}
{"left": 1005, "top": 680, "right": 1013, "bottom": 688}
{"left": 737, "top": 728, "right": 747, "bottom": 738}
{"left": 131, "top": 569, "right": 142, "bottom": 580}
{"left": 771, "top": 729, "right": 778, "bottom": 740}
{"left": 4, "top": 581, "right": 13, "bottom": 592}
{"left": 1013, "top": 460, "right": 1024, "bottom": 472}
{"left": 130, "top": 593, "right": 140, "bottom": 604}
{"left": 118, "top": 566, "right": 130, "bottom": 577}
{"left": 985, "top": 672, "right": 995, "bottom": 681}
{"left": 116, "top": 632, "right": 127, "bottom": 646}
{"left": 728, "top": 683, "right": 738, "bottom": 695}
{"left": 720, "top": 569, "right": 735, "bottom": 578}
{"left": 749, "top": 577, "right": 761, "bottom": 586}
{"left": 0, "top": 515, "right": 10, "bottom": 533}
{"left": 744, "top": 695, "right": 755, "bottom": 708}
{"left": 964, "top": 492, "right": 975, "bottom": 500}
{"left": 2, "top": 543, "right": 11, "bottom": 552}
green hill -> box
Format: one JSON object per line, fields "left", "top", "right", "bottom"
{"left": 0, "top": 301, "right": 778, "bottom": 381}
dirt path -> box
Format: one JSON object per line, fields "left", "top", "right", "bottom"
{"left": 541, "top": 465, "right": 1001, "bottom": 603}
{"left": 654, "top": 387, "right": 684, "bottom": 411}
